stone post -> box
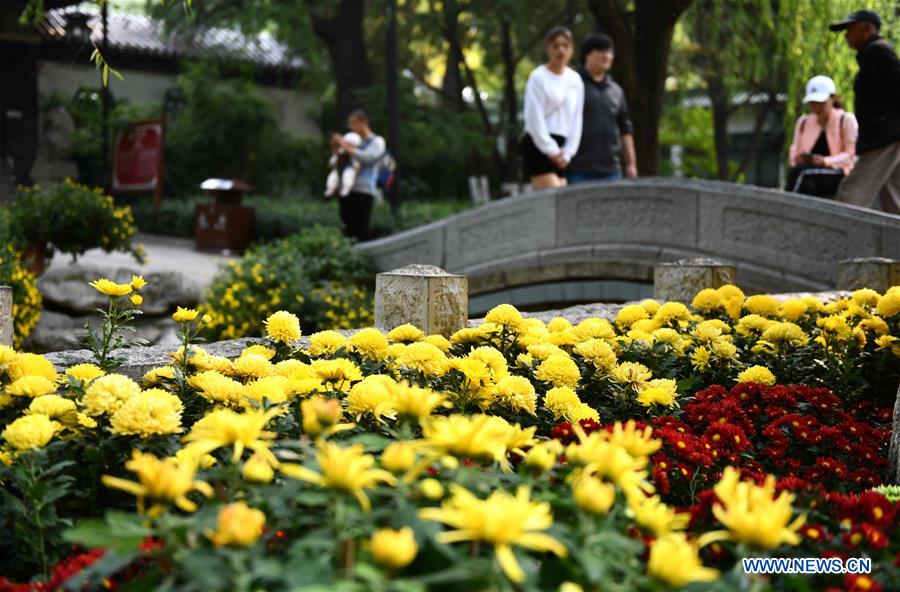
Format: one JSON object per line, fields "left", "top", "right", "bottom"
{"left": 0, "top": 286, "right": 12, "bottom": 347}
{"left": 654, "top": 258, "right": 736, "bottom": 304}
{"left": 375, "top": 265, "right": 468, "bottom": 337}
{"left": 888, "top": 383, "right": 900, "bottom": 485}
{"left": 837, "top": 257, "right": 900, "bottom": 293}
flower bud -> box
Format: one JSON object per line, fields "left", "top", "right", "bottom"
{"left": 371, "top": 527, "right": 418, "bottom": 569}
{"left": 242, "top": 452, "right": 275, "bottom": 484}
{"left": 573, "top": 476, "right": 616, "bottom": 514}
{"left": 382, "top": 442, "right": 416, "bottom": 473}
{"left": 419, "top": 478, "right": 444, "bottom": 500}
{"left": 208, "top": 502, "right": 266, "bottom": 547}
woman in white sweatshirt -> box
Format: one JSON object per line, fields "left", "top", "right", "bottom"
{"left": 521, "top": 27, "right": 585, "bottom": 188}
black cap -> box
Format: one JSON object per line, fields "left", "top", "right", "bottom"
{"left": 581, "top": 33, "right": 614, "bottom": 63}
{"left": 829, "top": 9, "right": 881, "bottom": 31}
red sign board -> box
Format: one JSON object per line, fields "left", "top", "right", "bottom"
{"left": 112, "top": 119, "right": 164, "bottom": 195}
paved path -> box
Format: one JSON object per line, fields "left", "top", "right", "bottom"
{"left": 46, "top": 233, "right": 234, "bottom": 287}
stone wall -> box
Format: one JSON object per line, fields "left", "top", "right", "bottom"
{"left": 359, "top": 178, "right": 900, "bottom": 296}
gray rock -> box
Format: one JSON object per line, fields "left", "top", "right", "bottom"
{"left": 888, "top": 384, "right": 900, "bottom": 485}
{"left": 38, "top": 264, "right": 202, "bottom": 315}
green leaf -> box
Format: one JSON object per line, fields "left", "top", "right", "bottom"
{"left": 63, "top": 511, "right": 152, "bottom": 554}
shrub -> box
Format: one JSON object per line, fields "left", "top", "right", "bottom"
{"left": 200, "top": 226, "right": 375, "bottom": 340}
{"left": 0, "top": 212, "right": 41, "bottom": 347}
{"left": 10, "top": 180, "right": 143, "bottom": 265}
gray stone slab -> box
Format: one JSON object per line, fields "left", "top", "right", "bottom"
{"left": 375, "top": 265, "right": 467, "bottom": 337}
{"left": 555, "top": 181, "right": 699, "bottom": 248}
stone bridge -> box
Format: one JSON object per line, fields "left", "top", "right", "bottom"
{"left": 360, "top": 179, "right": 899, "bottom": 312}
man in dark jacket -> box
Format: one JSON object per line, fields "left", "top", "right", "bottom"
{"left": 831, "top": 9, "right": 900, "bottom": 213}
{"left": 567, "top": 34, "right": 637, "bottom": 184}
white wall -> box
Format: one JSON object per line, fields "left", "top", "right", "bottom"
{"left": 37, "top": 60, "right": 319, "bottom": 137}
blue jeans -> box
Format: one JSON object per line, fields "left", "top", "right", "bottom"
{"left": 566, "top": 170, "right": 622, "bottom": 184}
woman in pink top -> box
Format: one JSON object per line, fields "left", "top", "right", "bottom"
{"left": 786, "top": 75, "right": 859, "bottom": 198}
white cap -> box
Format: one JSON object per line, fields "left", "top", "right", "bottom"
{"left": 343, "top": 132, "right": 362, "bottom": 147}
{"left": 803, "top": 75, "right": 836, "bottom": 104}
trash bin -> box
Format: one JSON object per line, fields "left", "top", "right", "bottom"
{"left": 194, "top": 179, "right": 255, "bottom": 254}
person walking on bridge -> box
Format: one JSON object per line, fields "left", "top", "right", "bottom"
{"left": 831, "top": 9, "right": 900, "bottom": 213}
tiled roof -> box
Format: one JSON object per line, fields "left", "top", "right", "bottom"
{"left": 39, "top": 5, "right": 303, "bottom": 71}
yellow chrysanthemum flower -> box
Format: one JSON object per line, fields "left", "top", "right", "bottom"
{"left": 397, "top": 342, "right": 449, "bottom": 376}
{"left": 647, "top": 533, "right": 719, "bottom": 588}
{"left": 242, "top": 375, "right": 291, "bottom": 406}
{"left": 523, "top": 440, "right": 562, "bottom": 472}
{"left": 735, "top": 314, "right": 774, "bottom": 338}
{"left": 232, "top": 354, "right": 275, "bottom": 379}
{"left": 743, "top": 294, "right": 780, "bottom": 317}
{"left": 778, "top": 299, "right": 809, "bottom": 322}
{"left": 421, "top": 414, "right": 515, "bottom": 466}
{"left": 241, "top": 344, "right": 277, "bottom": 360}
{"left": 629, "top": 494, "right": 691, "bottom": 535}
{"left": 573, "top": 475, "right": 616, "bottom": 514}
{"left": 241, "top": 450, "right": 275, "bottom": 483}
{"left": 654, "top": 301, "right": 691, "bottom": 325}
{"left": 2, "top": 414, "right": 60, "bottom": 450}
{"left": 755, "top": 322, "right": 809, "bottom": 353}
{"left": 311, "top": 359, "right": 363, "bottom": 390}
{"left": 565, "top": 428, "right": 650, "bottom": 496}
{"left": 82, "top": 374, "right": 141, "bottom": 416}
{"left": 346, "top": 375, "right": 396, "bottom": 422}
{"left": 543, "top": 386, "right": 585, "bottom": 422}
{"left": 65, "top": 363, "right": 106, "bottom": 383}
{"left": 388, "top": 323, "right": 425, "bottom": 343}
{"left": 608, "top": 361, "right": 652, "bottom": 390}
{"left": 691, "top": 346, "right": 711, "bottom": 372}
{"left": 102, "top": 450, "right": 212, "bottom": 515}
{"left": 636, "top": 378, "right": 678, "bottom": 407}
{"left": 26, "top": 395, "right": 78, "bottom": 425}
{"left": 424, "top": 334, "right": 452, "bottom": 353}
{"left": 143, "top": 365, "right": 176, "bottom": 386}
{"left": 573, "top": 338, "right": 617, "bottom": 370}
{"left": 737, "top": 365, "right": 776, "bottom": 386}
{"left": 707, "top": 467, "right": 805, "bottom": 549}
{"left": 264, "top": 310, "right": 301, "bottom": 343}
{"left": 308, "top": 330, "right": 347, "bottom": 356}
{"left": 875, "top": 290, "right": 900, "bottom": 317}
{"left": 607, "top": 420, "right": 661, "bottom": 459}
{"left": 419, "top": 485, "right": 567, "bottom": 584}
{"left": 89, "top": 278, "right": 132, "bottom": 297}
{"left": 381, "top": 441, "right": 418, "bottom": 473}
{"left": 187, "top": 370, "right": 245, "bottom": 407}
{"left": 208, "top": 502, "right": 266, "bottom": 547}
{"left": 347, "top": 328, "right": 390, "bottom": 361}
{"left": 280, "top": 441, "right": 396, "bottom": 512}
{"left": 6, "top": 375, "right": 57, "bottom": 398}
{"left": 490, "top": 375, "right": 537, "bottom": 415}
{"left": 172, "top": 307, "right": 199, "bottom": 322}
{"left": 534, "top": 354, "right": 581, "bottom": 387}
{"left": 691, "top": 288, "right": 723, "bottom": 312}
{"left": 109, "top": 389, "right": 183, "bottom": 437}
{"left": 371, "top": 527, "right": 418, "bottom": 569}
{"left": 615, "top": 304, "right": 648, "bottom": 328}
{"left": 484, "top": 304, "right": 526, "bottom": 332}
{"left": 130, "top": 275, "right": 147, "bottom": 291}
{"left": 5, "top": 353, "right": 58, "bottom": 382}
{"left": 390, "top": 382, "right": 446, "bottom": 420}
{"left": 574, "top": 318, "right": 616, "bottom": 341}
{"left": 300, "top": 395, "right": 354, "bottom": 438}
{"left": 182, "top": 408, "right": 280, "bottom": 466}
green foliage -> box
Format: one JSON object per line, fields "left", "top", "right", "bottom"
{"left": 200, "top": 227, "right": 376, "bottom": 340}
{"left": 0, "top": 446, "right": 75, "bottom": 580}
{"left": 164, "top": 61, "right": 318, "bottom": 195}
{"left": 126, "top": 194, "right": 470, "bottom": 241}
{"left": 658, "top": 105, "right": 719, "bottom": 179}
{"left": 10, "top": 179, "right": 144, "bottom": 265}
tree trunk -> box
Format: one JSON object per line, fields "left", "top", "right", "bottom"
{"left": 588, "top": 0, "right": 693, "bottom": 175}
{"left": 708, "top": 78, "right": 731, "bottom": 180}
{"left": 311, "top": 0, "right": 372, "bottom": 121}
{"left": 441, "top": 0, "right": 466, "bottom": 110}
{"left": 500, "top": 17, "right": 518, "bottom": 181}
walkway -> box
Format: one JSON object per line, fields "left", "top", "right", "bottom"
{"left": 45, "top": 233, "right": 234, "bottom": 287}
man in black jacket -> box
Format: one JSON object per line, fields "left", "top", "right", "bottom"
{"left": 831, "top": 9, "right": 900, "bottom": 213}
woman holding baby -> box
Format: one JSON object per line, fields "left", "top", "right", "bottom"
{"left": 327, "top": 109, "right": 386, "bottom": 241}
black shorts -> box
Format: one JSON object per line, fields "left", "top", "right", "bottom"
{"left": 520, "top": 133, "right": 566, "bottom": 178}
